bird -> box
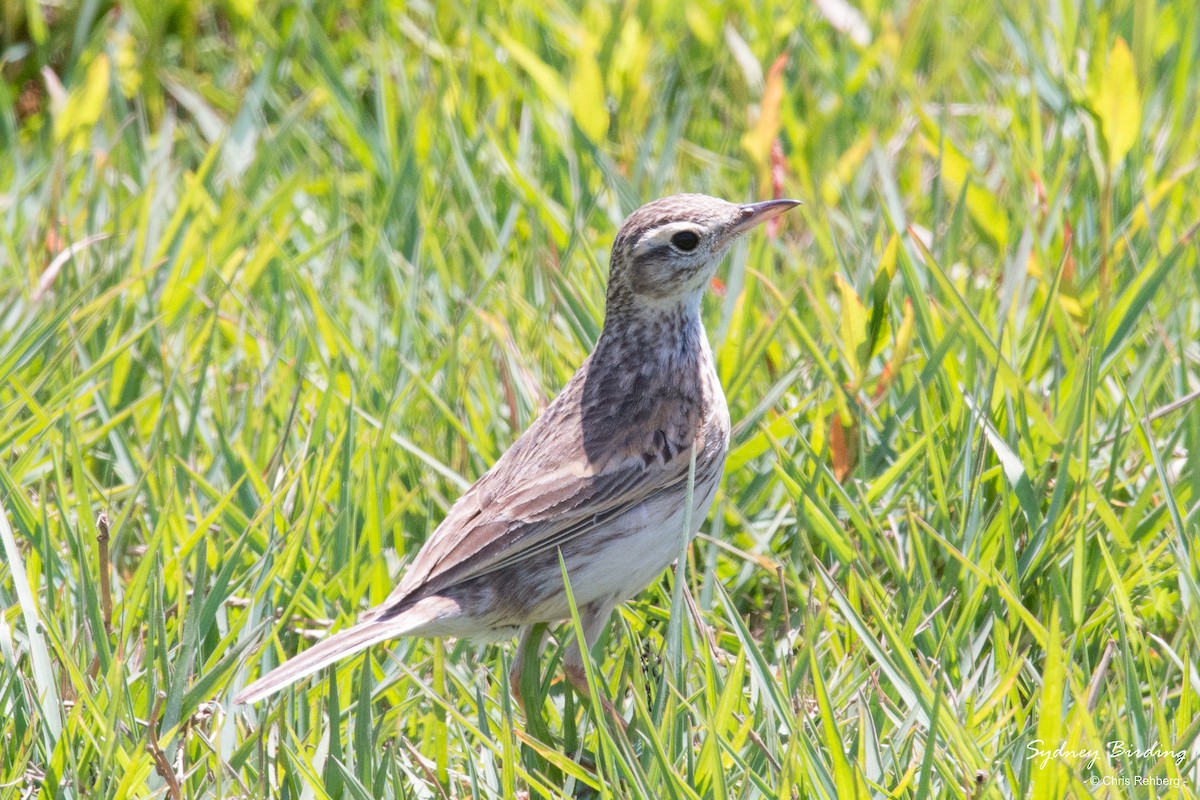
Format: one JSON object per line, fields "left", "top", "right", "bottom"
{"left": 235, "top": 193, "right": 800, "bottom": 717}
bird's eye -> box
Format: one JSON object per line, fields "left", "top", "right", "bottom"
{"left": 670, "top": 230, "right": 701, "bottom": 252}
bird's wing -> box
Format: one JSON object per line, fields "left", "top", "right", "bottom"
{"left": 360, "top": 395, "right": 700, "bottom": 622}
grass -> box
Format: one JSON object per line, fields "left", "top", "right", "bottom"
{"left": 1, "top": 0, "right": 1198, "bottom": 797}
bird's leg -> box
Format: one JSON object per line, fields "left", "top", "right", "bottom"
{"left": 509, "top": 623, "right": 548, "bottom": 717}
{"left": 562, "top": 600, "right": 625, "bottom": 728}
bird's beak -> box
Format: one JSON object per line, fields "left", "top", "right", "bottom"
{"left": 728, "top": 198, "right": 803, "bottom": 238}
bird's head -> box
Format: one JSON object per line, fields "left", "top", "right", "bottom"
{"left": 606, "top": 194, "right": 800, "bottom": 311}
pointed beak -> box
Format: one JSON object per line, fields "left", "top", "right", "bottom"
{"left": 729, "top": 198, "right": 803, "bottom": 238}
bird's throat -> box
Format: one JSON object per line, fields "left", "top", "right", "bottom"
{"left": 597, "top": 295, "right": 708, "bottom": 369}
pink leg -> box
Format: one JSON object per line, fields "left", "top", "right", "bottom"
{"left": 561, "top": 600, "right": 625, "bottom": 727}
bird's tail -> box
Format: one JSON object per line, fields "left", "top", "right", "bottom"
{"left": 235, "top": 599, "right": 448, "bottom": 704}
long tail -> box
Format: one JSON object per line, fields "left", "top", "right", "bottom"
{"left": 235, "top": 602, "right": 443, "bottom": 704}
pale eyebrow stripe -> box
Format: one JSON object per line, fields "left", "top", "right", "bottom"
{"left": 633, "top": 222, "right": 702, "bottom": 256}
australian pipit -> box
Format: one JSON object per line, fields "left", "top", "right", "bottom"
{"left": 235, "top": 194, "right": 799, "bottom": 717}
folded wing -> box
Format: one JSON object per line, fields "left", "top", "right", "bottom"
{"left": 361, "top": 385, "right": 698, "bottom": 622}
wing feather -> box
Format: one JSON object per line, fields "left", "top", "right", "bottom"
{"left": 359, "top": 448, "right": 690, "bottom": 624}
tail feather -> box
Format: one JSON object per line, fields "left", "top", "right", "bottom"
{"left": 236, "top": 610, "right": 432, "bottom": 704}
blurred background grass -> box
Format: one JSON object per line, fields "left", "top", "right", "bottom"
{"left": 1, "top": 0, "right": 1198, "bottom": 797}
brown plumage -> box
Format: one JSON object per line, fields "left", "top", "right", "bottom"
{"left": 235, "top": 194, "right": 800, "bottom": 714}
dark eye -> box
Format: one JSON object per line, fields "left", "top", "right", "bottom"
{"left": 670, "top": 230, "right": 700, "bottom": 252}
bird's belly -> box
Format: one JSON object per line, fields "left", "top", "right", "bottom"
{"left": 445, "top": 458, "right": 727, "bottom": 634}
{"left": 550, "top": 468, "right": 722, "bottom": 612}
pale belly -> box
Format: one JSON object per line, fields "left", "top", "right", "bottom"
{"left": 401, "top": 464, "right": 726, "bottom": 640}
{"left": 524, "top": 465, "right": 724, "bottom": 621}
